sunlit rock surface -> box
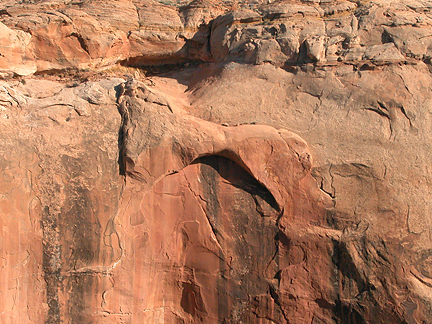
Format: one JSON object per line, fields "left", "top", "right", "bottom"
{"left": 1, "top": 0, "right": 432, "bottom": 323}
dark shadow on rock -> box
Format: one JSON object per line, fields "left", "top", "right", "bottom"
{"left": 192, "top": 155, "right": 280, "bottom": 213}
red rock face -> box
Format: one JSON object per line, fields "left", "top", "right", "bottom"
{"left": 2, "top": 0, "right": 432, "bottom": 323}
{"left": 100, "top": 152, "right": 336, "bottom": 323}
{"left": 110, "top": 157, "right": 282, "bottom": 323}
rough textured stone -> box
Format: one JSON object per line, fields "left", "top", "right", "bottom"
{"left": 1, "top": 0, "right": 431, "bottom": 74}
{"left": 1, "top": 0, "right": 432, "bottom": 323}
{"left": 0, "top": 22, "right": 36, "bottom": 76}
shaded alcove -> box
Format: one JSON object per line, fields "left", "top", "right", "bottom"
{"left": 177, "top": 155, "right": 284, "bottom": 323}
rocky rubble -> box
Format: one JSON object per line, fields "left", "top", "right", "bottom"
{"left": 1, "top": 0, "right": 432, "bottom": 323}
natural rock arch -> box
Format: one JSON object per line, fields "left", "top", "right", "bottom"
{"left": 112, "top": 79, "right": 336, "bottom": 323}
{"left": 117, "top": 79, "right": 332, "bottom": 215}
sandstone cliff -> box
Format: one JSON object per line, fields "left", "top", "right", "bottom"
{"left": 1, "top": 0, "right": 432, "bottom": 323}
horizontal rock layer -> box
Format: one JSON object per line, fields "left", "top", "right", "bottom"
{"left": 1, "top": 0, "right": 432, "bottom": 75}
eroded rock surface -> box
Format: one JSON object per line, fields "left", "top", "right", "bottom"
{"left": 2, "top": 0, "right": 432, "bottom": 74}
{"left": 1, "top": 0, "right": 432, "bottom": 323}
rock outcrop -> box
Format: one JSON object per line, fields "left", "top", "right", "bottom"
{"left": 1, "top": 0, "right": 432, "bottom": 323}
{"left": 2, "top": 0, "right": 432, "bottom": 74}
